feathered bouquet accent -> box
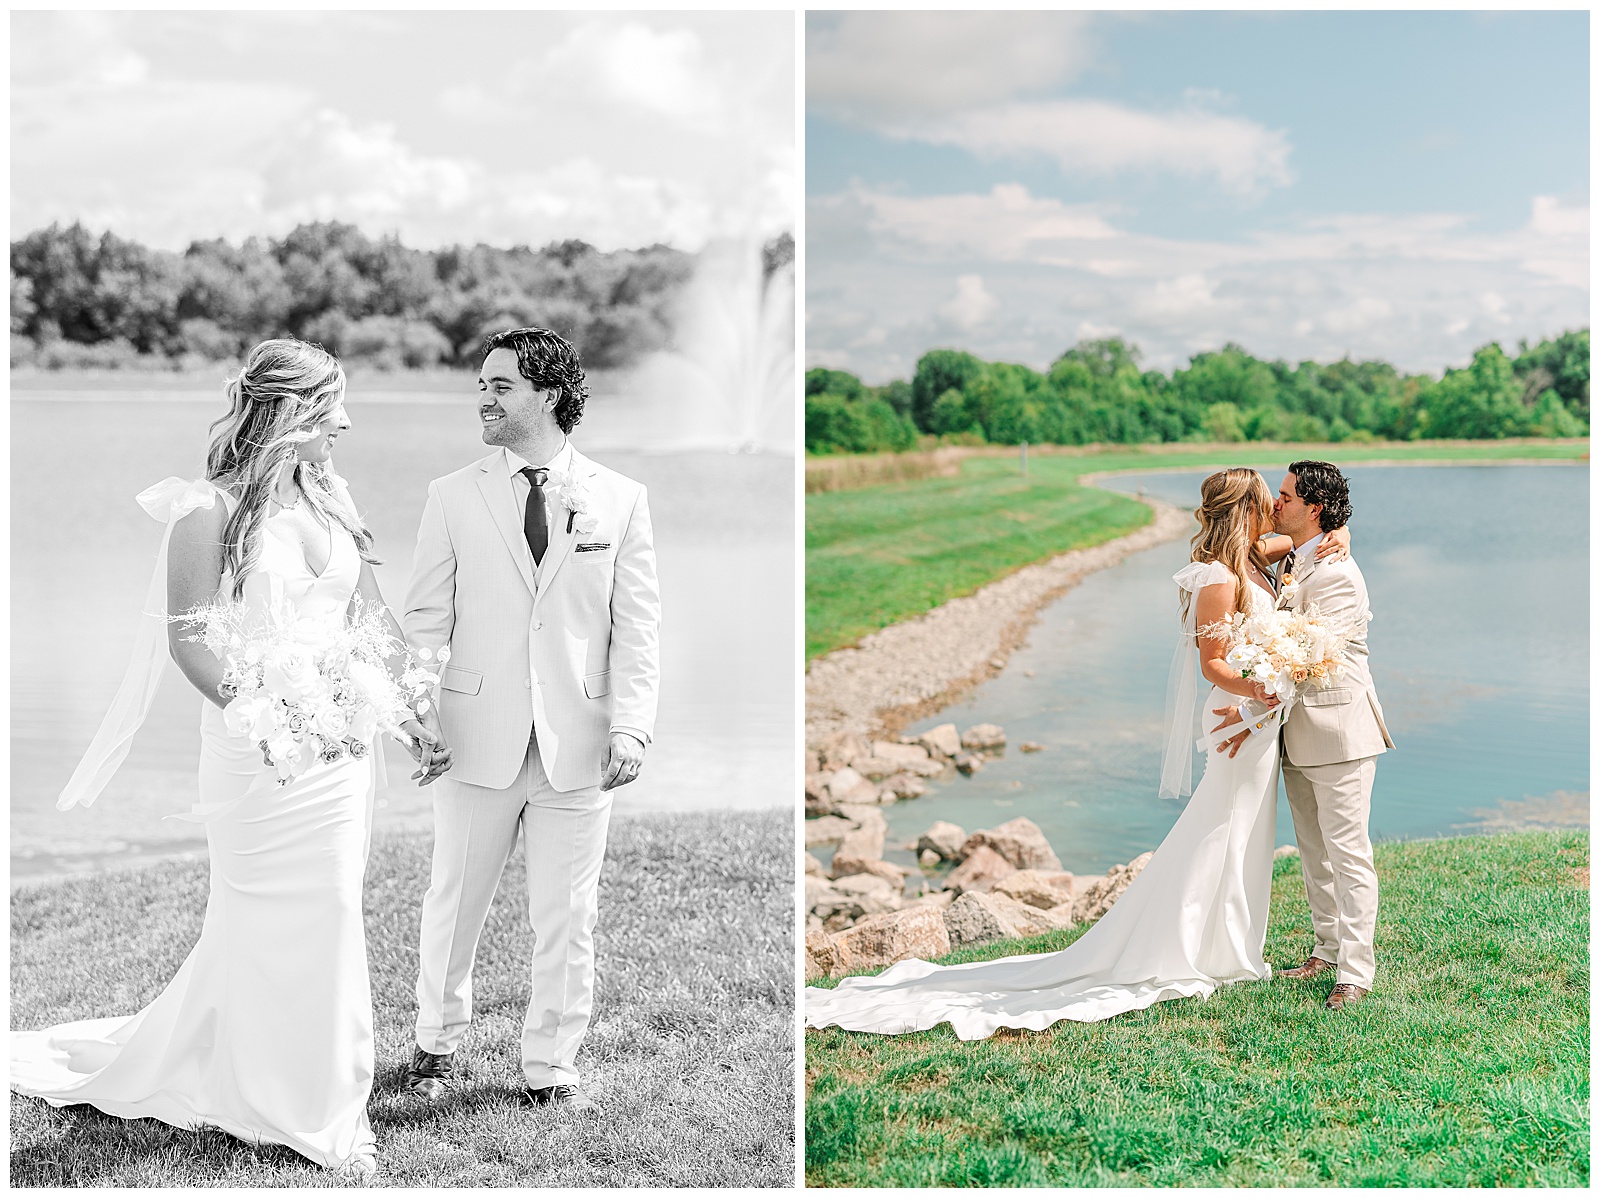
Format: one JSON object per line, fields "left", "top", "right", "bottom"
{"left": 1197, "top": 604, "right": 1352, "bottom": 747}
{"left": 173, "top": 596, "right": 445, "bottom": 783}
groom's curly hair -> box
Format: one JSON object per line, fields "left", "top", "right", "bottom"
{"left": 481, "top": 327, "right": 589, "bottom": 433}
{"left": 1288, "top": 460, "right": 1351, "bottom": 532}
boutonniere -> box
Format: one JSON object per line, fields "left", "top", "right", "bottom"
{"left": 1279, "top": 572, "right": 1301, "bottom": 603}
{"left": 547, "top": 471, "right": 598, "bottom": 535}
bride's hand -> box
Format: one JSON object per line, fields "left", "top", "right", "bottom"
{"left": 1314, "top": 524, "right": 1351, "bottom": 562}
{"left": 1249, "top": 681, "right": 1281, "bottom": 708}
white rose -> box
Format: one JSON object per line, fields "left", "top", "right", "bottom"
{"left": 263, "top": 644, "right": 321, "bottom": 702}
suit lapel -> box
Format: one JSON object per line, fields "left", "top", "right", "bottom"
{"left": 536, "top": 448, "right": 597, "bottom": 597}
{"left": 476, "top": 456, "right": 537, "bottom": 597}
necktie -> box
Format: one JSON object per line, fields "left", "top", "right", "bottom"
{"left": 1282, "top": 550, "right": 1297, "bottom": 585}
{"left": 520, "top": 467, "right": 549, "bottom": 566}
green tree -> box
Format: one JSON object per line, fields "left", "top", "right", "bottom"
{"left": 910, "top": 349, "right": 983, "bottom": 431}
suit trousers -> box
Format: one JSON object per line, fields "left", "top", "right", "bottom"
{"left": 1281, "top": 753, "right": 1379, "bottom": 989}
{"left": 413, "top": 735, "right": 611, "bottom": 1088}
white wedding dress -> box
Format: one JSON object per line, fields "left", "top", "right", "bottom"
{"left": 11, "top": 479, "right": 378, "bottom": 1169}
{"left": 805, "top": 561, "right": 1279, "bottom": 1040}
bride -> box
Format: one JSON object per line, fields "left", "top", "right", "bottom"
{"left": 11, "top": 339, "right": 444, "bottom": 1176}
{"left": 806, "top": 467, "right": 1339, "bottom": 1040}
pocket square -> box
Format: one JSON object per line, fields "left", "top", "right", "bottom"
{"left": 575, "top": 542, "right": 611, "bottom": 553}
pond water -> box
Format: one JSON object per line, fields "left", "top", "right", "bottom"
{"left": 11, "top": 373, "right": 794, "bottom": 883}
{"left": 888, "top": 464, "right": 1589, "bottom": 877}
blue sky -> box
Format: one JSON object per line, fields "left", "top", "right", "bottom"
{"left": 806, "top": 10, "right": 1589, "bottom": 381}
{"left": 13, "top": 11, "right": 793, "bottom": 251}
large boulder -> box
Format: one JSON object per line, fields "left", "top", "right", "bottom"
{"left": 992, "top": 869, "right": 1074, "bottom": 910}
{"left": 943, "top": 891, "right": 1022, "bottom": 948}
{"left": 818, "top": 732, "right": 871, "bottom": 772}
{"left": 872, "top": 740, "right": 932, "bottom": 766}
{"left": 828, "top": 906, "right": 951, "bottom": 977}
{"left": 804, "top": 851, "right": 826, "bottom": 877}
{"left": 916, "top": 723, "right": 962, "bottom": 759}
{"left": 961, "top": 723, "right": 1007, "bottom": 751}
{"left": 1074, "top": 851, "right": 1155, "bottom": 923}
{"left": 849, "top": 755, "right": 903, "bottom": 782}
{"left": 839, "top": 858, "right": 909, "bottom": 887}
{"left": 961, "top": 818, "right": 1062, "bottom": 872}
{"left": 826, "top": 766, "right": 880, "bottom": 805}
{"left": 805, "top": 930, "right": 839, "bottom": 982}
{"left": 987, "top": 891, "right": 1074, "bottom": 936}
{"left": 804, "top": 816, "right": 855, "bottom": 848}
{"left": 831, "top": 819, "right": 887, "bottom": 878}
{"left": 834, "top": 803, "right": 885, "bottom": 831}
{"left": 916, "top": 820, "right": 967, "bottom": 861}
{"left": 878, "top": 772, "right": 927, "bottom": 801}
{"left": 944, "top": 844, "right": 1016, "bottom": 895}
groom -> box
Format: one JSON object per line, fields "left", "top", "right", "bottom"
{"left": 399, "top": 326, "right": 661, "bottom": 1112}
{"left": 1267, "top": 461, "right": 1393, "bottom": 1010}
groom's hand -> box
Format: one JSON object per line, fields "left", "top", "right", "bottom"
{"left": 402, "top": 708, "right": 453, "bottom": 785}
{"left": 1211, "top": 705, "right": 1251, "bottom": 759}
{"left": 600, "top": 732, "right": 645, "bottom": 791}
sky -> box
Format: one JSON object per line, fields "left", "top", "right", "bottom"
{"left": 12, "top": 11, "right": 794, "bottom": 253}
{"left": 806, "top": 10, "right": 1590, "bottom": 381}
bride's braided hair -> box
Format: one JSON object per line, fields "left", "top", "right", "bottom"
{"left": 205, "top": 338, "right": 376, "bottom": 599}
{"left": 1186, "top": 468, "right": 1274, "bottom": 621}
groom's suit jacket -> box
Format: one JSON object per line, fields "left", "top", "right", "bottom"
{"left": 403, "top": 446, "right": 660, "bottom": 793}
{"left": 1278, "top": 552, "right": 1393, "bottom": 768}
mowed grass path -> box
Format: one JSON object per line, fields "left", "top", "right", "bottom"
{"left": 11, "top": 808, "right": 793, "bottom": 1188}
{"left": 805, "top": 830, "right": 1589, "bottom": 1187}
{"left": 804, "top": 440, "right": 1588, "bottom": 661}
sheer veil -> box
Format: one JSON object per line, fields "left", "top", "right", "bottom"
{"left": 1158, "top": 560, "right": 1237, "bottom": 799}
{"left": 56, "top": 478, "right": 226, "bottom": 810}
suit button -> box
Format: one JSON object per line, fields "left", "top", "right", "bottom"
{"left": 531, "top": 621, "right": 542, "bottom": 631}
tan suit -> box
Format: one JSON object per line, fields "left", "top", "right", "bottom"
{"left": 1278, "top": 547, "right": 1394, "bottom": 990}
{"left": 404, "top": 445, "right": 661, "bottom": 1087}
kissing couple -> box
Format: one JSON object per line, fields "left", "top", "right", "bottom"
{"left": 11, "top": 328, "right": 662, "bottom": 1177}
{"left": 806, "top": 462, "right": 1393, "bottom": 1039}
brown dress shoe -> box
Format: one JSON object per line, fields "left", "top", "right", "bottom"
{"left": 1280, "top": 954, "right": 1338, "bottom": 980}
{"left": 403, "top": 1046, "right": 454, "bottom": 1101}
{"left": 525, "top": 1084, "right": 602, "bottom": 1117}
{"left": 1324, "top": 983, "right": 1370, "bottom": 1010}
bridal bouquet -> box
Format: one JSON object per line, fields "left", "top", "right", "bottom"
{"left": 1197, "top": 604, "right": 1352, "bottom": 748}
{"left": 174, "top": 596, "right": 445, "bottom": 783}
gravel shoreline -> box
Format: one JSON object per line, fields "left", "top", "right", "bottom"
{"left": 805, "top": 496, "right": 1191, "bottom": 747}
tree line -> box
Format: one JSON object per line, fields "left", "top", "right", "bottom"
{"left": 9, "top": 220, "right": 726, "bottom": 372}
{"left": 806, "top": 332, "right": 1589, "bottom": 453}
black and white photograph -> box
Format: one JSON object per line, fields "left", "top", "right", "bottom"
{"left": 10, "top": 10, "right": 795, "bottom": 1187}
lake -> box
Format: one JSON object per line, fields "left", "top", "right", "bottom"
{"left": 887, "top": 464, "right": 1589, "bottom": 877}
{"left": 11, "top": 368, "right": 795, "bottom": 883}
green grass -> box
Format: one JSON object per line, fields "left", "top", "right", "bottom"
{"left": 10, "top": 808, "right": 794, "bottom": 1188}
{"left": 804, "top": 440, "right": 1588, "bottom": 661}
{"left": 805, "top": 830, "right": 1589, "bottom": 1187}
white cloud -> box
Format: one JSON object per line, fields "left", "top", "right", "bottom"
{"left": 807, "top": 11, "right": 1095, "bottom": 122}
{"left": 10, "top": 11, "right": 792, "bottom": 252}
{"left": 894, "top": 99, "right": 1293, "bottom": 196}
{"left": 807, "top": 185, "right": 1589, "bottom": 380}
{"left": 939, "top": 275, "right": 1000, "bottom": 330}
{"left": 847, "top": 184, "right": 1117, "bottom": 261}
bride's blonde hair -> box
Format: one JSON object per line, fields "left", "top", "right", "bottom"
{"left": 1185, "top": 467, "right": 1273, "bottom": 620}
{"left": 205, "top": 339, "right": 376, "bottom": 599}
